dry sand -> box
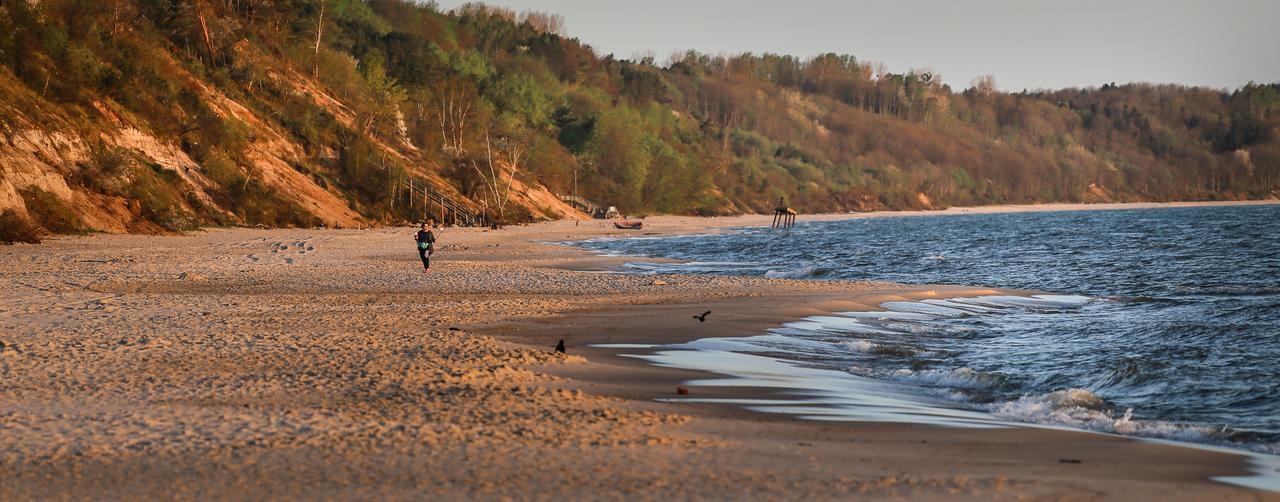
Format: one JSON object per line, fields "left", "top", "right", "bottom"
{"left": 2, "top": 203, "right": 1278, "bottom": 500}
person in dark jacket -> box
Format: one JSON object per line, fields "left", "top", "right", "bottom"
{"left": 414, "top": 221, "right": 436, "bottom": 272}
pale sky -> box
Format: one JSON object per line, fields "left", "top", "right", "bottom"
{"left": 432, "top": 0, "right": 1280, "bottom": 91}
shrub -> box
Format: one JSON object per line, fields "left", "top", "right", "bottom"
{"left": 71, "top": 143, "right": 131, "bottom": 193}
{"left": 127, "top": 164, "right": 198, "bottom": 231}
{"left": 230, "top": 179, "right": 316, "bottom": 228}
{"left": 18, "top": 187, "right": 82, "bottom": 233}
{"left": 0, "top": 210, "right": 42, "bottom": 244}
{"left": 200, "top": 154, "right": 315, "bottom": 227}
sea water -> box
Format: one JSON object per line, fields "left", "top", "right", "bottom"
{"left": 574, "top": 204, "right": 1280, "bottom": 455}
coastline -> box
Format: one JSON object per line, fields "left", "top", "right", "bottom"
{"left": 608, "top": 199, "right": 1280, "bottom": 234}
{"left": 1, "top": 202, "right": 1276, "bottom": 499}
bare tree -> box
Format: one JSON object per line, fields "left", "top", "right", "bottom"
{"left": 437, "top": 85, "right": 475, "bottom": 156}
{"left": 195, "top": 1, "right": 217, "bottom": 66}
{"left": 455, "top": 3, "right": 516, "bottom": 21}
{"left": 873, "top": 62, "right": 888, "bottom": 81}
{"left": 971, "top": 74, "right": 998, "bottom": 95}
{"left": 469, "top": 133, "right": 526, "bottom": 222}
{"left": 313, "top": 0, "right": 325, "bottom": 78}
{"left": 519, "top": 11, "right": 565, "bottom": 35}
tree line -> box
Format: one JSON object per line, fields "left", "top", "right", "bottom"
{"left": 0, "top": 0, "right": 1275, "bottom": 235}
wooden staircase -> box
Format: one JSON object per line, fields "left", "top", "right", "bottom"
{"left": 556, "top": 193, "right": 598, "bottom": 215}
{"left": 397, "top": 177, "right": 486, "bottom": 227}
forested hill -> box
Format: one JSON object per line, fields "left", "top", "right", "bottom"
{"left": 1, "top": 1, "right": 1278, "bottom": 237}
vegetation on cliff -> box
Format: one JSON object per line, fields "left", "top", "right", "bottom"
{"left": 0, "top": 0, "right": 1276, "bottom": 234}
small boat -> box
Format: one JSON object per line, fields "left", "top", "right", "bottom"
{"left": 614, "top": 221, "right": 643, "bottom": 230}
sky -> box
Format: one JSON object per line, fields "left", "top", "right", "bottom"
{"left": 433, "top": 0, "right": 1280, "bottom": 92}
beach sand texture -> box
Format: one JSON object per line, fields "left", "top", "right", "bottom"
{"left": 1, "top": 209, "right": 1276, "bottom": 500}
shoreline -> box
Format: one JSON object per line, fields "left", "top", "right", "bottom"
{"left": 1, "top": 204, "right": 1276, "bottom": 498}
{"left": 493, "top": 206, "right": 1279, "bottom": 495}
{"left": 501, "top": 203, "right": 1280, "bottom": 493}
{"left": 488, "top": 263, "right": 1279, "bottom": 494}
{"left": 597, "top": 199, "right": 1280, "bottom": 233}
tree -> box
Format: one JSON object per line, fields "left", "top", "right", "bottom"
{"left": 435, "top": 79, "right": 479, "bottom": 156}
{"left": 971, "top": 74, "right": 997, "bottom": 95}
{"left": 470, "top": 131, "right": 526, "bottom": 222}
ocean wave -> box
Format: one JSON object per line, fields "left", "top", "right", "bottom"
{"left": 879, "top": 301, "right": 976, "bottom": 318}
{"left": 1173, "top": 286, "right": 1280, "bottom": 297}
{"left": 840, "top": 340, "right": 918, "bottom": 357}
{"left": 951, "top": 295, "right": 1092, "bottom": 309}
{"left": 838, "top": 310, "right": 935, "bottom": 321}
{"left": 1107, "top": 294, "right": 1181, "bottom": 304}
{"left": 764, "top": 265, "right": 834, "bottom": 279}
{"left": 987, "top": 390, "right": 1280, "bottom": 454}
{"left": 619, "top": 262, "right": 666, "bottom": 273}
{"left": 890, "top": 367, "right": 1004, "bottom": 390}
{"left": 1091, "top": 358, "right": 1165, "bottom": 389}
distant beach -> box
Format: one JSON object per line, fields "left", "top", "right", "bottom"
{"left": 2, "top": 201, "right": 1277, "bottom": 499}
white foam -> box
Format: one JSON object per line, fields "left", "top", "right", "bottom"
{"left": 838, "top": 310, "right": 935, "bottom": 321}
{"left": 684, "top": 334, "right": 830, "bottom": 353}
{"left": 985, "top": 389, "right": 1242, "bottom": 448}
{"left": 921, "top": 299, "right": 1001, "bottom": 313}
{"left": 879, "top": 301, "right": 974, "bottom": 317}
{"left": 631, "top": 348, "right": 1003, "bottom": 429}
{"left": 764, "top": 266, "right": 820, "bottom": 279}
{"left": 890, "top": 367, "right": 1003, "bottom": 390}
{"left": 842, "top": 340, "right": 877, "bottom": 353}
{"left": 951, "top": 294, "right": 1091, "bottom": 309}
{"left": 790, "top": 316, "right": 892, "bottom": 335}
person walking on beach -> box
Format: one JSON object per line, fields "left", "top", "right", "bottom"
{"left": 415, "top": 221, "right": 436, "bottom": 272}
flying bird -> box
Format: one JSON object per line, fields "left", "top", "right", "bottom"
{"left": 692, "top": 311, "right": 711, "bottom": 322}
{"left": 554, "top": 339, "right": 566, "bottom": 353}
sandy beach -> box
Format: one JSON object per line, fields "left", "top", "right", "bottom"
{"left": 2, "top": 203, "right": 1278, "bottom": 500}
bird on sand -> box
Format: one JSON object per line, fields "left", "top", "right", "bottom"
{"left": 555, "top": 339, "right": 566, "bottom": 353}
{"left": 692, "top": 311, "right": 711, "bottom": 322}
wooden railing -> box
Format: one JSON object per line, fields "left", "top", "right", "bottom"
{"left": 397, "top": 177, "right": 486, "bottom": 227}
{"left": 555, "top": 193, "right": 597, "bottom": 214}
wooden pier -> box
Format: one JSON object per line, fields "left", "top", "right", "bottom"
{"left": 772, "top": 206, "right": 796, "bottom": 229}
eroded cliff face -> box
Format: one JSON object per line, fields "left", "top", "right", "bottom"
{"left": 0, "top": 59, "right": 582, "bottom": 235}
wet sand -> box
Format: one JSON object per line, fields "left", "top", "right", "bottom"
{"left": 1, "top": 205, "right": 1277, "bottom": 500}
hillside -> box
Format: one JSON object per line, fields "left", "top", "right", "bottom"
{"left": 1, "top": 0, "right": 1277, "bottom": 238}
